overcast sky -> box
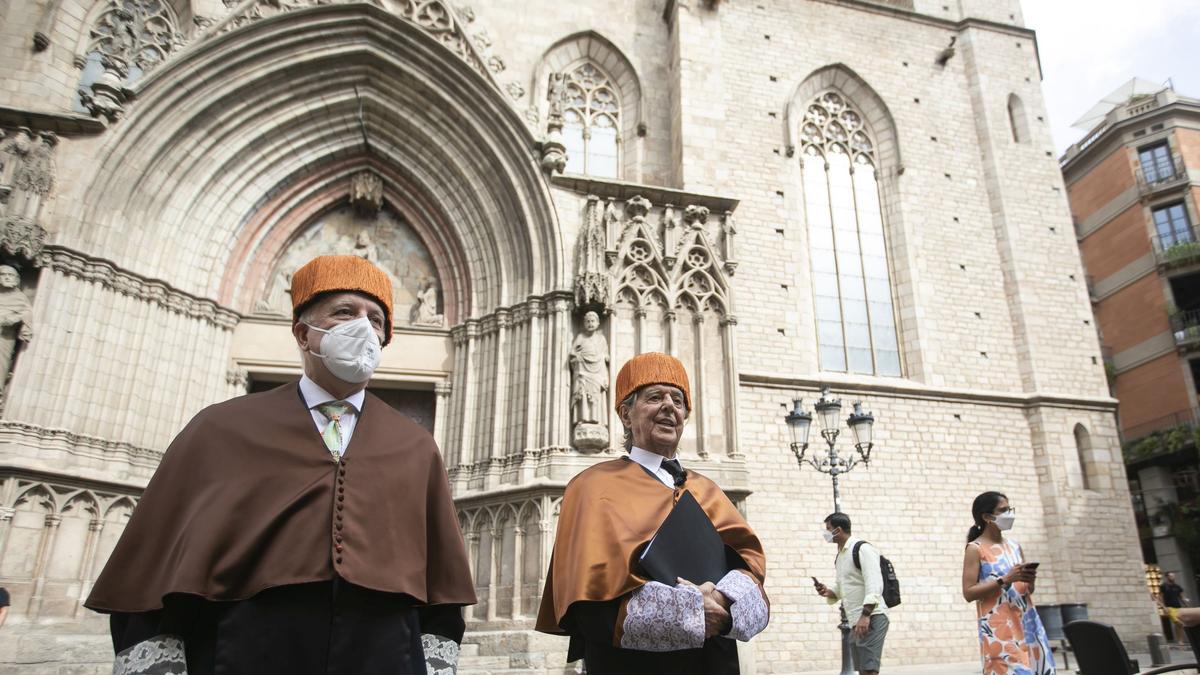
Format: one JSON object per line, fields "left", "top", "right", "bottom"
{"left": 1022, "top": 0, "right": 1200, "bottom": 155}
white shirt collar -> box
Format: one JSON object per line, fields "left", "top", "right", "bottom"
{"left": 628, "top": 446, "right": 680, "bottom": 473}
{"left": 299, "top": 374, "right": 366, "bottom": 413}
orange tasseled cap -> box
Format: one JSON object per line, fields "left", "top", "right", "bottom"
{"left": 613, "top": 352, "right": 691, "bottom": 412}
{"left": 291, "top": 255, "right": 394, "bottom": 346}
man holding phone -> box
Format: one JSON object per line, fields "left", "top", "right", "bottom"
{"left": 813, "top": 513, "right": 889, "bottom": 675}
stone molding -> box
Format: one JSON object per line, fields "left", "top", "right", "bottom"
{"left": 35, "top": 246, "right": 241, "bottom": 330}
{"left": 0, "top": 420, "right": 164, "bottom": 465}
{"left": 741, "top": 372, "right": 1119, "bottom": 411}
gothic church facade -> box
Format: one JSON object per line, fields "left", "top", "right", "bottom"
{"left": 0, "top": 0, "right": 1155, "bottom": 671}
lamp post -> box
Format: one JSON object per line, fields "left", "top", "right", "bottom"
{"left": 784, "top": 386, "right": 876, "bottom": 675}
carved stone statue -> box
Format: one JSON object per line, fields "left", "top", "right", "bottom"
{"left": 255, "top": 268, "right": 293, "bottom": 315}
{"left": 9, "top": 132, "right": 56, "bottom": 222}
{"left": 0, "top": 265, "right": 33, "bottom": 396}
{"left": 351, "top": 230, "right": 379, "bottom": 264}
{"left": 411, "top": 278, "right": 444, "bottom": 327}
{"left": 570, "top": 310, "right": 609, "bottom": 451}
{"left": 0, "top": 128, "right": 35, "bottom": 211}
{"left": 574, "top": 196, "right": 609, "bottom": 310}
{"left": 349, "top": 171, "right": 383, "bottom": 216}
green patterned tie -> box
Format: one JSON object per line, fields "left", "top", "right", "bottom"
{"left": 315, "top": 401, "right": 352, "bottom": 461}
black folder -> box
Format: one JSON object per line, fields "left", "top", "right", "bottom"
{"left": 638, "top": 490, "right": 729, "bottom": 585}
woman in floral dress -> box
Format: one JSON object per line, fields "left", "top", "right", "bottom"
{"left": 961, "top": 491, "right": 1055, "bottom": 675}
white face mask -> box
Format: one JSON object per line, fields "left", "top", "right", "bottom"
{"left": 823, "top": 529, "right": 836, "bottom": 543}
{"left": 305, "top": 317, "right": 381, "bottom": 383}
{"left": 993, "top": 512, "right": 1015, "bottom": 532}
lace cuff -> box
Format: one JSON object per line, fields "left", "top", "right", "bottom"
{"left": 422, "top": 633, "right": 460, "bottom": 675}
{"left": 113, "top": 634, "right": 187, "bottom": 675}
{"left": 619, "top": 581, "right": 705, "bottom": 652}
{"left": 717, "top": 570, "right": 769, "bottom": 641}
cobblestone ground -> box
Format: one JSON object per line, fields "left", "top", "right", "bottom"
{"left": 798, "top": 648, "right": 1198, "bottom": 675}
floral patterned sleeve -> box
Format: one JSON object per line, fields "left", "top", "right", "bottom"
{"left": 618, "top": 581, "right": 706, "bottom": 651}
{"left": 113, "top": 635, "right": 187, "bottom": 675}
{"left": 422, "top": 633, "right": 460, "bottom": 675}
{"left": 716, "top": 570, "right": 770, "bottom": 641}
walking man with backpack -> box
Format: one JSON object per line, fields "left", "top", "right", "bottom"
{"left": 814, "top": 513, "right": 892, "bottom": 675}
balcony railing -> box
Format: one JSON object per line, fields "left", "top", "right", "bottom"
{"left": 1136, "top": 154, "right": 1189, "bottom": 196}
{"left": 1124, "top": 407, "right": 1200, "bottom": 449}
{"left": 1170, "top": 309, "right": 1200, "bottom": 351}
{"left": 1154, "top": 229, "right": 1200, "bottom": 269}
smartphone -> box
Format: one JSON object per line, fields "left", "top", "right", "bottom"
{"left": 812, "top": 576, "right": 823, "bottom": 587}
{"left": 1025, "top": 562, "right": 1040, "bottom": 570}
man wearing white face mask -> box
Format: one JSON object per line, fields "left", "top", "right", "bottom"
{"left": 813, "top": 512, "right": 889, "bottom": 675}
{"left": 86, "top": 255, "right": 475, "bottom": 675}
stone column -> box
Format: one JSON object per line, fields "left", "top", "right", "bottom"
{"left": 512, "top": 524, "right": 525, "bottom": 618}
{"left": 464, "top": 531, "right": 480, "bottom": 622}
{"left": 26, "top": 513, "right": 62, "bottom": 619}
{"left": 691, "top": 313, "right": 707, "bottom": 459}
{"left": 433, "top": 380, "right": 452, "bottom": 452}
{"left": 665, "top": 0, "right": 726, "bottom": 192}
{"left": 720, "top": 315, "right": 742, "bottom": 459}
{"left": 75, "top": 518, "right": 104, "bottom": 618}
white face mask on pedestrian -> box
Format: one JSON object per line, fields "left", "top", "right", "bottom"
{"left": 305, "top": 317, "right": 381, "bottom": 383}
{"left": 992, "top": 511, "right": 1016, "bottom": 532}
{"left": 823, "top": 529, "right": 837, "bottom": 543}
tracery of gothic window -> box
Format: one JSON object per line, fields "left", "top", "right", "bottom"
{"left": 75, "top": 0, "right": 182, "bottom": 113}
{"left": 799, "top": 91, "right": 901, "bottom": 377}
{"left": 560, "top": 62, "right": 621, "bottom": 178}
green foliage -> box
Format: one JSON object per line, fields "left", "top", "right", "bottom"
{"left": 1163, "top": 241, "right": 1200, "bottom": 269}
{"left": 1166, "top": 498, "right": 1200, "bottom": 569}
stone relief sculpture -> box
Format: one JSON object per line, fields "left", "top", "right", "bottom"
{"left": 258, "top": 204, "right": 441, "bottom": 327}
{"left": 570, "top": 310, "right": 609, "bottom": 451}
{"left": 7, "top": 131, "right": 57, "bottom": 222}
{"left": 411, "top": 279, "right": 444, "bottom": 327}
{"left": 0, "top": 265, "right": 33, "bottom": 401}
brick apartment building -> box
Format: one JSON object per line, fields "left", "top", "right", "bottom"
{"left": 1063, "top": 81, "right": 1200, "bottom": 604}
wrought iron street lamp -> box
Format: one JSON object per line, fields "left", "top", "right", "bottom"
{"left": 784, "top": 385, "right": 878, "bottom": 675}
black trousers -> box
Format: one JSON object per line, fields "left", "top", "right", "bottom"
{"left": 111, "top": 579, "right": 461, "bottom": 675}
{"left": 564, "top": 600, "right": 741, "bottom": 675}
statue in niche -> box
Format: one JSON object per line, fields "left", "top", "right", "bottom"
{"left": 0, "top": 129, "right": 57, "bottom": 222}
{"left": 351, "top": 230, "right": 379, "bottom": 264}
{"left": 255, "top": 268, "right": 293, "bottom": 315}
{"left": 411, "top": 278, "right": 444, "bottom": 327}
{"left": 0, "top": 264, "right": 33, "bottom": 400}
{"left": 570, "top": 310, "right": 609, "bottom": 451}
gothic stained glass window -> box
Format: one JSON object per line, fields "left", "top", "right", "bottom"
{"left": 798, "top": 91, "right": 902, "bottom": 376}
{"left": 560, "top": 62, "right": 621, "bottom": 178}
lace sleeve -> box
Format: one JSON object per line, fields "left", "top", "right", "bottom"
{"left": 716, "top": 570, "right": 769, "bottom": 641}
{"left": 618, "top": 581, "right": 706, "bottom": 652}
{"left": 421, "top": 633, "right": 460, "bottom": 675}
{"left": 113, "top": 634, "right": 187, "bottom": 675}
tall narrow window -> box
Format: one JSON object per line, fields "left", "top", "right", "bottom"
{"left": 560, "top": 62, "right": 621, "bottom": 178}
{"left": 799, "top": 91, "right": 901, "bottom": 376}
{"left": 1007, "top": 94, "right": 1028, "bottom": 144}
{"left": 1153, "top": 202, "right": 1193, "bottom": 247}
{"left": 1138, "top": 142, "right": 1175, "bottom": 183}
{"left": 1073, "top": 424, "right": 1094, "bottom": 490}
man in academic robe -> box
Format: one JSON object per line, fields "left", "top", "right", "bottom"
{"left": 536, "top": 352, "right": 770, "bottom": 674}
{"left": 86, "top": 255, "right": 475, "bottom": 675}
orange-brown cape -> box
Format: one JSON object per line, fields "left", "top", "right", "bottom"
{"left": 535, "top": 457, "right": 766, "bottom": 633}
{"left": 86, "top": 382, "right": 475, "bottom": 613}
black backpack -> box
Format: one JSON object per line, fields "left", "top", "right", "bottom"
{"left": 852, "top": 541, "right": 902, "bottom": 608}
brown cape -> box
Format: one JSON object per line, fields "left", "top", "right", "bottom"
{"left": 86, "top": 382, "right": 475, "bottom": 613}
{"left": 535, "top": 457, "right": 766, "bottom": 633}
